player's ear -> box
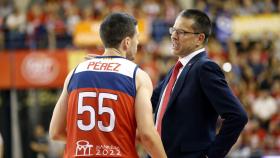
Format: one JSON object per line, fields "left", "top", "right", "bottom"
{"left": 123, "top": 37, "right": 131, "bottom": 50}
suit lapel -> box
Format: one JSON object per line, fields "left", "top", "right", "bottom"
{"left": 166, "top": 52, "right": 207, "bottom": 111}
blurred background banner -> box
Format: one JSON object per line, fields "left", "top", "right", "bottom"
{"left": 0, "top": 54, "right": 11, "bottom": 89}
{"left": 73, "top": 18, "right": 149, "bottom": 46}
{"left": 0, "top": 50, "right": 71, "bottom": 89}
{"left": 232, "top": 14, "right": 280, "bottom": 40}
{"left": 14, "top": 51, "right": 68, "bottom": 88}
{"left": 74, "top": 20, "right": 102, "bottom": 47}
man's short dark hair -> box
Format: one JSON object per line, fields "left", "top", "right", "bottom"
{"left": 180, "top": 9, "right": 212, "bottom": 43}
{"left": 100, "top": 12, "right": 137, "bottom": 48}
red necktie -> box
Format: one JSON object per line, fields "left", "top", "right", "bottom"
{"left": 156, "top": 61, "right": 183, "bottom": 136}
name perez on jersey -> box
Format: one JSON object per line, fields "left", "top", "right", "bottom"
{"left": 87, "top": 62, "right": 121, "bottom": 72}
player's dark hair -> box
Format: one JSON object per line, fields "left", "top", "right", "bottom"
{"left": 100, "top": 12, "right": 137, "bottom": 48}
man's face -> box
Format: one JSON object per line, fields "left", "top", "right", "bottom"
{"left": 126, "top": 26, "right": 139, "bottom": 61}
{"left": 171, "top": 16, "right": 200, "bottom": 58}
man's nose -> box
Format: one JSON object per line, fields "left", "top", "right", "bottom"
{"left": 171, "top": 32, "right": 178, "bottom": 40}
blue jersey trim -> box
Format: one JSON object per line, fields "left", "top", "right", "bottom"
{"left": 67, "top": 67, "right": 77, "bottom": 93}
{"left": 68, "top": 71, "right": 136, "bottom": 97}
{"left": 94, "top": 56, "right": 126, "bottom": 59}
{"left": 133, "top": 66, "right": 138, "bottom": 97}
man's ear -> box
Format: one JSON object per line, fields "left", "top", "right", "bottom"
{"left": 197, "top": 33, "right": 206, "bottom": 45}
{"left": 122, "top": 37, "right": 131, "bottom": 51}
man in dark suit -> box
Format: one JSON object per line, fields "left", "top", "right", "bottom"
{"left": 152, "top": 9, "right": 248, "bottom": 158}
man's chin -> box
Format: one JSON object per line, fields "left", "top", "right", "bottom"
{"left": 172, "top": 50, "right": 180, "bottom": 56}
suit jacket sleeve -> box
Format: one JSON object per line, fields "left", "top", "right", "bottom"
{"left": 199, "top": 61, "right": 248, "bottom": 158}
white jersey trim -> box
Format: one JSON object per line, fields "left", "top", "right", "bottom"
{"left": 75, "top": 58, "right": 137, "bottom": 78}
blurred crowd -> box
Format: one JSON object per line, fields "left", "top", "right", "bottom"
{"left": 0, "top": 0, "right": 280, "bottom": 157}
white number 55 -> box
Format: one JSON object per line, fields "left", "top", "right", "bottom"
{"left": 77, "top": 92, "right": 117, "bottom": 132}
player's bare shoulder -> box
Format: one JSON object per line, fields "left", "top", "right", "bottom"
{"left": 135, "top": 68, "right": 153, "bottom": 91}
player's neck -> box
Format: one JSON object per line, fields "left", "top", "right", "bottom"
{"left": 103, "top": 48, "right": 126, "bottom": 58}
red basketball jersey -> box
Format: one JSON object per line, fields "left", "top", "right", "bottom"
{"left": 65, "top": 56, "right": 139, "bottom": 158}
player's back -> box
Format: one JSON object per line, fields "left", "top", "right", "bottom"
{"left": 65, "top": 56, "right": 139, "bottom": 158}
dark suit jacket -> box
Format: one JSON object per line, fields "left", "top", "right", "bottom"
{"left": 152, "top": 52, "right": 248, "bottom": 158}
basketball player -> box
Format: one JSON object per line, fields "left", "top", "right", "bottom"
{"left": 49, "top": 13, "right": 167, "bottom": 158}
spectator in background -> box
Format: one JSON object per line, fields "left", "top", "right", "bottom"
{"left": 245, "top": 119, "right": 265, "bottom": 157}
{"left": 5, "top": 7, "right": 26, "bottom": 49}
{"left": 273, "top": 32, "right": 280, "bottom": 60}
{"left": 150, "top": 0, "right": 179, "bottom": 43}
{"left": 30, "top": 125, "right": 49, "bottom": 158}
{"left": 247, "top": 43, "right": 268, "bottom": 79}
{"left": 151, "top": 9, "right": 170, "bottom": 43}
{"left": 0, "top": 0, "right": 11, "bottom": 51}
{"left": 65, "top": 5, "right": 80, "bottom": 39}
{"left": 0, "top": 15, "right": 4, "bottom": 50}
{"left": 213, "top": 0, "right": 235, "bottom": 48}
{"left": 237, "top": 34, "right": 252, "bottom": 54}
{"left": 0, "top": 0, "right": 12, "bottom": 18}
{"left": 26, "top": 2, "right": 48, "bottom": 49}
{"left": 142, "top": 0, "right": 161, "bottom": 21}
{"left": 271, "top": 79, "right": 280, "bottom": 105}
{"left": 162, "top": 0, "right": 179, "bottom": 25}
{"left": 0, "top": 132, "right": 3, "bottom": 158}
{"left": 257, "top": 0, "right": 277, "bottom": 13}
{"left": 237, "top": 0, "right": 259, "bottom": 15}
{"left": 45, "top": 2, "right": 67, "bottom": 49}
{"left": 252, "top": 82, "right": 278, "bottom": 130}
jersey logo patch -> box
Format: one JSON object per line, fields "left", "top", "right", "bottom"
{"left": 75, "top": 140, "right": 94, "bottom": 157}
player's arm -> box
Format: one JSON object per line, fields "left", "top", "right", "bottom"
{"left": 0, "top": 133, "right": 3, "bottom": 158}
{"left": 49, "top": 70, "right": 73, "bottom": 141}
{"left": 135, "top": 69, "right": 167, "bottom": 158}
